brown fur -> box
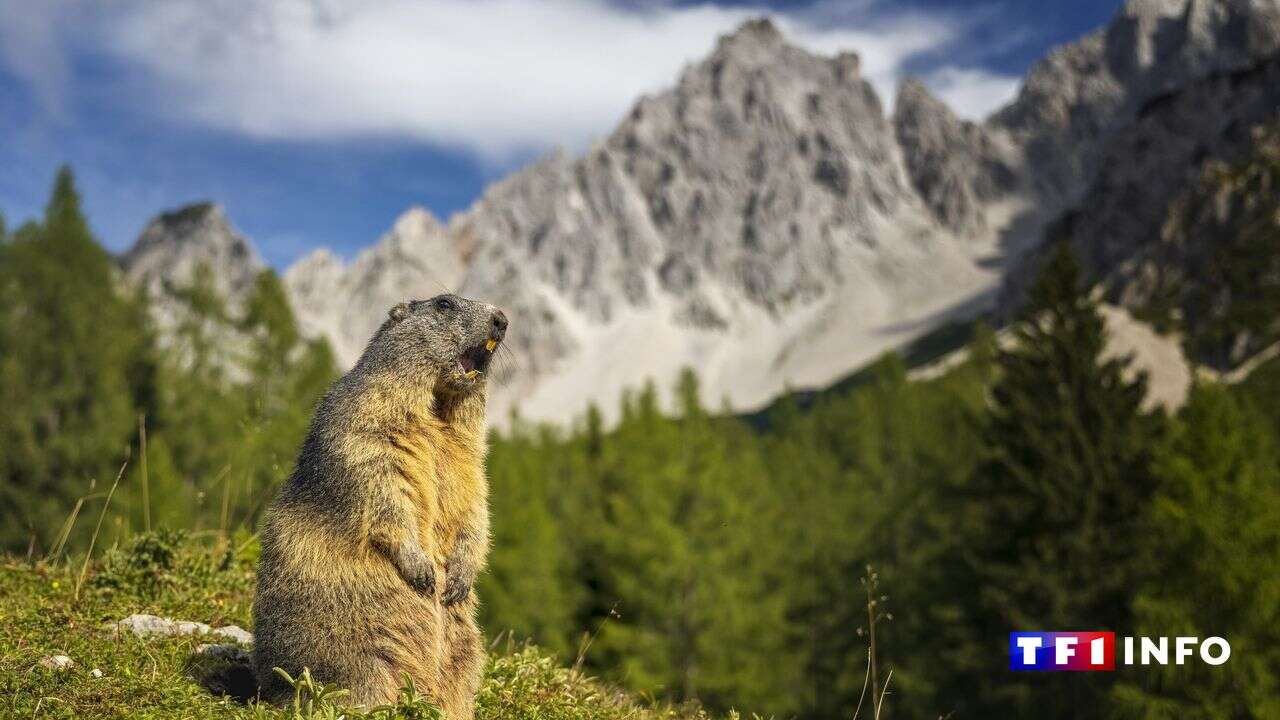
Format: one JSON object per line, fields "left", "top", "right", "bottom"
{"left": 253, "top": 295, "right": 505, "bottom": 719}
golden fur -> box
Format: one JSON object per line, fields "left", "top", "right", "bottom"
{"left": 254, "top": 296, "right": 503, "bottom": 720}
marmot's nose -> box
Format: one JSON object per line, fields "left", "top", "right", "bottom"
{"left": 490, "top": 309, "right": 508, "bottom": 341}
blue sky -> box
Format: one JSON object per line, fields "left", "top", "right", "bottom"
{"left": 0, "top": 0, "right": 1122, "bottom": 267}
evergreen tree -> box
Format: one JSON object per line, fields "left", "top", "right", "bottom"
{"left": 934, "top": 242, "right": 1164, "bottom": 717}
{"left": 1114, "top": 384, "right": 1280, "bottom": 718}
{"left": 128, "top": 266, "right": 338, "bottom": 535}
{"left": 591, "top": 372, "right": 800, "bottom": 715}
{"left": 0, "top": 167, "right": 155, "bottom": 552}
{"left": 481, "top": 419, "right": 581, "bottom": 657}
{"left": 763, "top": 352, "right": 990, "bottom": 720}
{"left": 230, "top": 269, "right": 338, "bottom": 527}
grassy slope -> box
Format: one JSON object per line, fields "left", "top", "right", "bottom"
{"left": 0, "top": 533, "right": 714, "bottom": 720}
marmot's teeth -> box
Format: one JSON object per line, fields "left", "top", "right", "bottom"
{"left": 464, "top": 369, "right": 478, "bottom": 379}
{"left": 485, "top": 339, "right": 497, "bottom": 352}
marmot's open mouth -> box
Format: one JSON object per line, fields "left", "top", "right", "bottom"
{"left": 453, "top": 339, "right": 498, "bottom": 380}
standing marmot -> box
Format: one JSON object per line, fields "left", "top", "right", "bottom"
{"left": 253, "top": 294, "right": 507, "bottom": 719}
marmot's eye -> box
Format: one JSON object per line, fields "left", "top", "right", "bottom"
{"left": 434, "top": 297, "right": 457, "bottom": 311}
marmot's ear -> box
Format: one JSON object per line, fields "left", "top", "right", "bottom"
{"left": 388, "top": 303, "right": 410, "bottom": 323}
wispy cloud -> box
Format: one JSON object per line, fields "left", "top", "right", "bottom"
{"left": 2, "top": 0, "right": 1021, "bottom": 159}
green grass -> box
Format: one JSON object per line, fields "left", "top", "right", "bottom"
{"left": 0, "top": 531, "right": 717, "bottom": 720}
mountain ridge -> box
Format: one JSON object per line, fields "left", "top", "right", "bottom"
{"left": 119, "top": 1, "right": 1280, "bottom": 426}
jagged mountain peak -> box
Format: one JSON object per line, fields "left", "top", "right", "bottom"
{"left": 124, "top": 4, "right": 1280, "bottom": 426}
{"left": 122, "top": 200, "right": 263, "bottom": 305}
{"left": 708, "top": 17, "right": 794, "bottom": 66}
{"left": 992, "top": 0, "right": 1280, "bottom": 202}
{"left": 284, "top": 205, "right": 466, "bottom": 366}
{"left": 1120, "top": 0, "right": 1186, "bottom": 19}
{"left": 894, "top": 78, "right": 953, "bottom": 120}
{"left": 893, "top": 77, "right": 1020, "bottom": 236}
{"left": 708, "top": 16, "right": 865, "bottom": 80}
{"left": 127, "top": 202, "right": 229, "bottom": 254}
{"left": 290, "top": 246, "right": 340, "bottom": 272}
{"left": 390, "top": 205, "right": 444, "bottom": 237}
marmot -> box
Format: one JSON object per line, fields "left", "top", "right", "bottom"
{"left": 253, "top": 294, "right": 508, "bottom": 719}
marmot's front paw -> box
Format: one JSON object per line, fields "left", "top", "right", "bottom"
{"left": 398, "top": 548, "right": 437, "bottom": 596}
{"left": 441, "top": 574, "right": 471, "bottom": 605}
{"left": 442, "top": 563, "right": 474, "bottom": 606}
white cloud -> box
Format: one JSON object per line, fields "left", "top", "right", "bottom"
{"left": 921, "top": 66, "right": 1022, "bottom": 121}
{"left": 4, "top": 0, "right": 1020, "bottom": 158}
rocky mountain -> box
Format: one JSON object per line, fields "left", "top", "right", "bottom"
{"left": 281, "top": 18, "right": 1015, "bottom": 423}
{"left": 1051, "top": 60, "right": 1280, "bottom": 366}
{"left": 1004, "top": 0, "right": 1280, "bottom": 362}
{"left": 892, "top": 78, "right": 1020, "bottom": 237}
{"left": 121, "top": 203, "right": 265, "bottom": 355}
{"left": 991, "top": 0, "right": 1280, "bottom": 205}
{"left": 285, "top": 207, "right": 465, "bottom": 366}
{"left": 121, "top": 0, "right": 1280, "bottom": 426}
{"left": 123, "top": 202, "right": 264, "bottom": 307}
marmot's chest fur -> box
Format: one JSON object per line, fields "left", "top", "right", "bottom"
{"left": 388, "top": 413, "right": 486, "bottom": 564}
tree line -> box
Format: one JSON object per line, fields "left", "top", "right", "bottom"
{"left": 2, "top": 168, "right": 1278, "bottom": 718}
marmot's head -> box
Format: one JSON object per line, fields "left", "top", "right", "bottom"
{"left": 362, "top": 293, "right": 508, "bottom": 395}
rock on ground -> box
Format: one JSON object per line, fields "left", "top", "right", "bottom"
{"left": 38, "top": 655, "right": 75, "bottom": 671}
{"left": 107, "top": 614, "right": 254, "bottom": 645}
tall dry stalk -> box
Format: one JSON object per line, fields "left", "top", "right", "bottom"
{"left": 853, "top": 564, "right": 894, "bottom": 719}
{"left": 213, "top": 465, "right": 233, "bottom": 548}
{"left": 139, "top": 414, "right": 151, "bottom": 533}
{"left": 74, "top": 459, "right": 128, "bottom": 601}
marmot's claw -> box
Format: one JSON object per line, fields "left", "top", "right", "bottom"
{"left": 442, "top": 575, "right": 471, "bottom": 606}
{"left": 401, "top": 554, "right": 436, "bottom": 596}
{"left": 410, "top": 568, "right": 436, "bottom": 596}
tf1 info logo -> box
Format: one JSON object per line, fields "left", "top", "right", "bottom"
{"left": 1009, "top": 632, "right": 1231, "bottom": 671}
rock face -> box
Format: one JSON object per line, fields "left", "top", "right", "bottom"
{"left": 1039, "top": 53, "right": 1280, "bottom": 367}
{"left": 276, "top": 17, "right": 1011, "bottom": 423}
{"left": 286, "top": 207, "right": 465, "bottom": 366}
{"left": 122, "top": 203, "right": 264, "bottom": 307}
{"left": 991, "top": 0, "right": 1280, "bottom": 206}
{"left": 893, "top": 79, "right": 1020, "bottom": 236}
{"left": 1048, "top": 53, "right": 1280, "bottom": 295}
{"left": 429, "top": 18, "right": 1019, "bottom": 421}
{"left": 1001, "top": 1, "right": 1280, "bottom": 364}
{"left": 119, "top": 1, "right": 1280, "bottom": 425}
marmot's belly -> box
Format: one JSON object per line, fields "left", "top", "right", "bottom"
{"left": 254, "top": 533, "right": 445, "bottom": 690}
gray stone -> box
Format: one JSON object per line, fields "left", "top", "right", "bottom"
{"left": 110, "top": 614, "right": 211, "bottom": 639}
{"left": 212, "top": 625, "right": 254, "bottom": 645}
{"left": 38, "top": 655, "right": 75, "bottom": 671}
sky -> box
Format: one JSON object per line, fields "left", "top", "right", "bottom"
{"left": 0, "top": 0, "right": 1123, "bottom": 267}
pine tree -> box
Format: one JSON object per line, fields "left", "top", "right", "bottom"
{"left": 135, "top": 262, "right": 337, "bottom": 534}
{"left": 591, "top": 372, "right": 800, "bottom": 715}
{"left": 481, "top": 419, "right": 581, "bottom": 656}
{"left": 231, "top": 269, "right": 337, "bottom": 527}
{"left": 0, "top": 167, "right": 156, "bottom": 552}
{"left": 762, "top": 352, "right": 990, "bottom": 720}
{"left": 1114, "top": 384, "right": 1280, "bottom": 717}
{"left": 138, "top": 262, "right": 244, "bottom": 532}
{"left": 936, "top": 242, "right": 1164, "bottom": 716}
